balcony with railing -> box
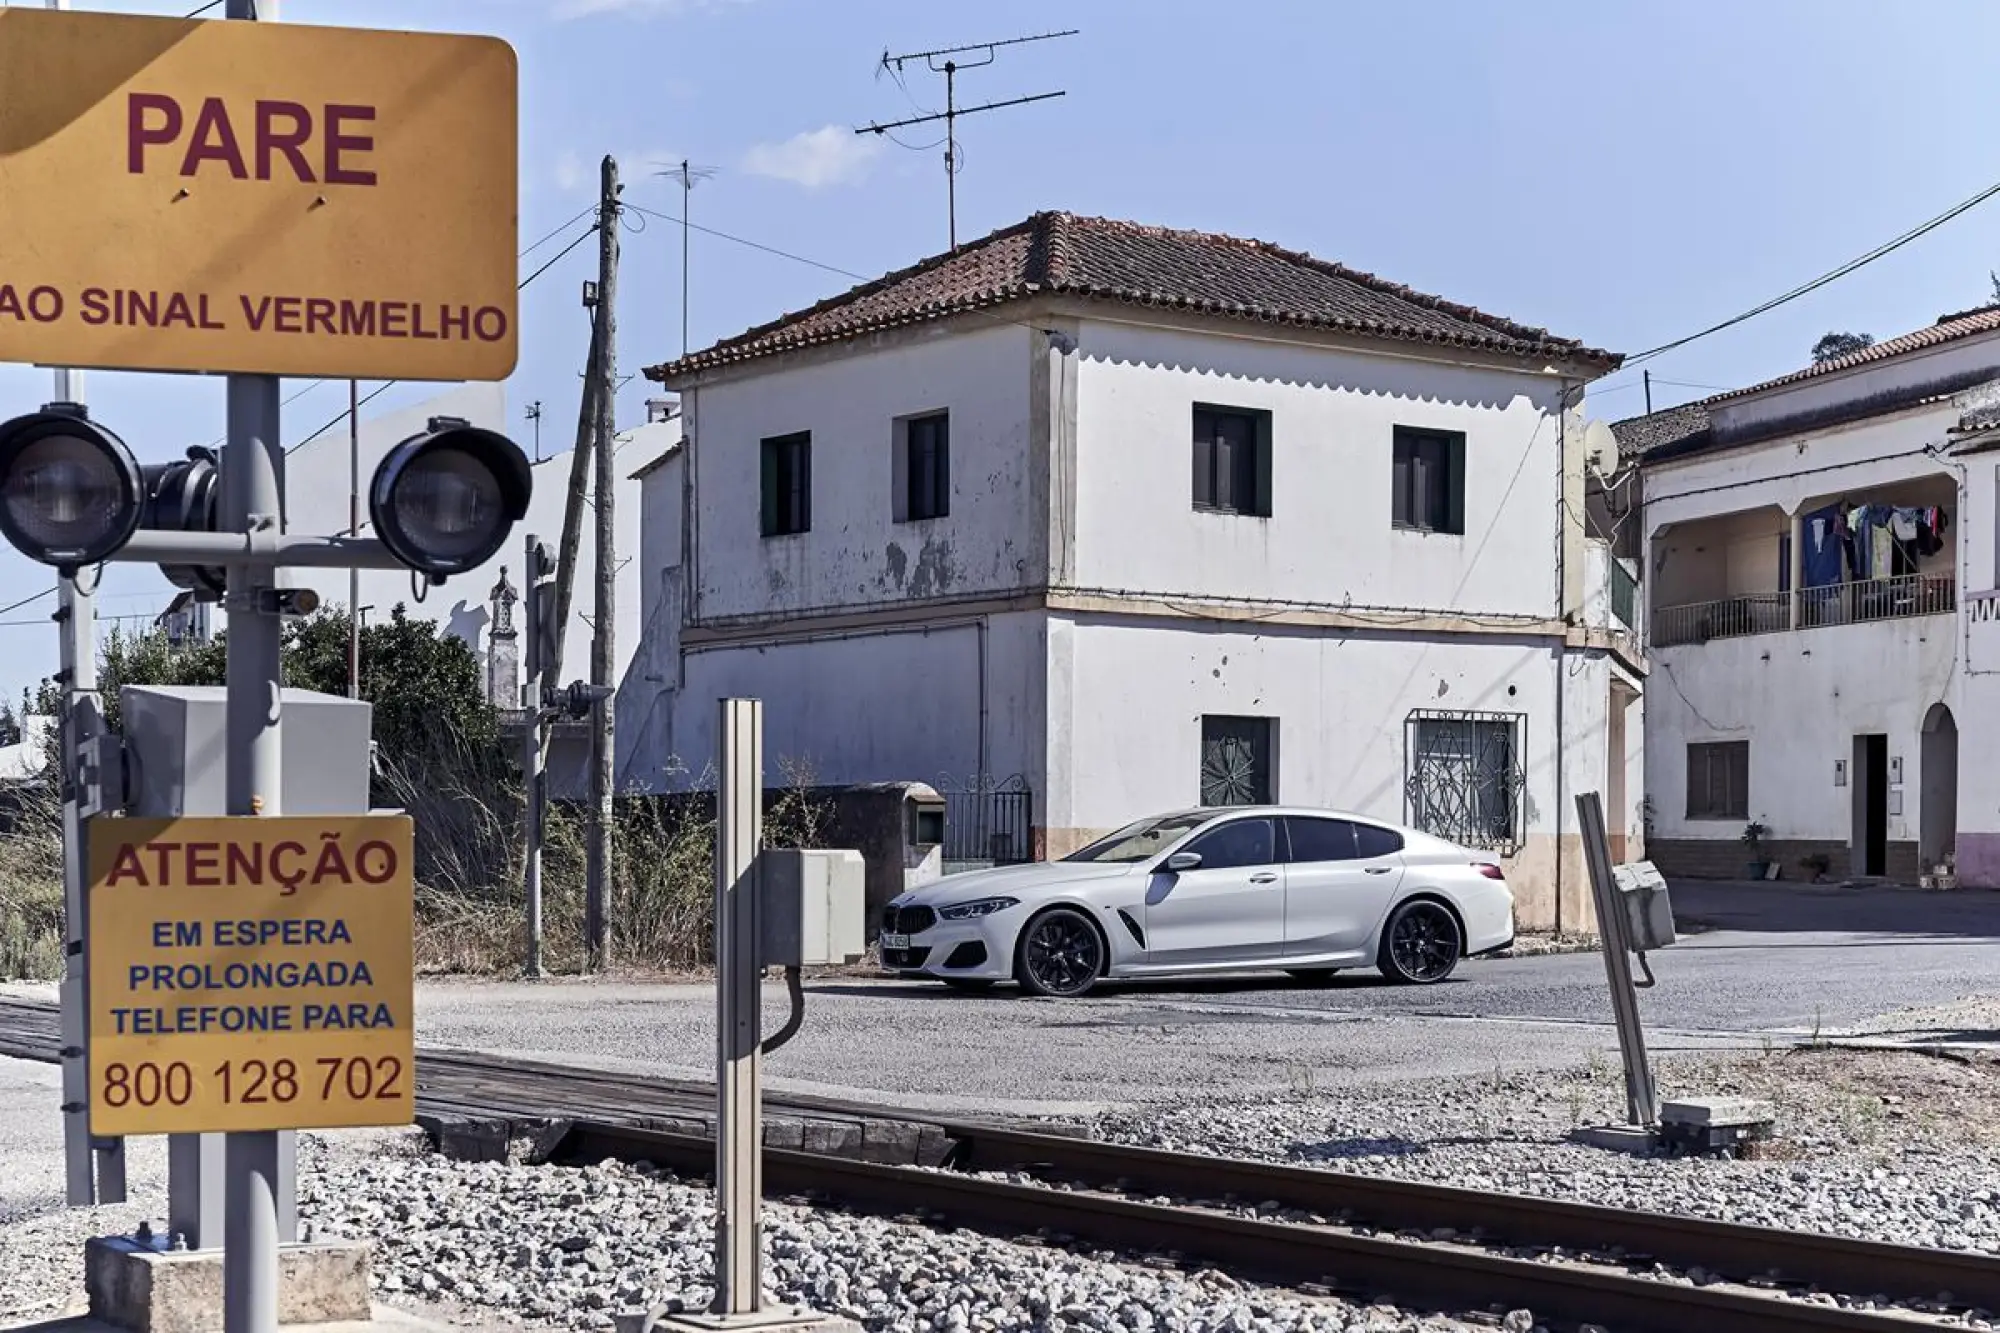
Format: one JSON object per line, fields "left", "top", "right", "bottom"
{"left": 1652, "top": 575, "right": 1955, "bottom": 648}
{"left": 1650, "top": 485, "right": 1957, "bottom": 650}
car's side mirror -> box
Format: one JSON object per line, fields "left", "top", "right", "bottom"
{"left": 1164, "top": 851, "right": 1202, "bottom": 873}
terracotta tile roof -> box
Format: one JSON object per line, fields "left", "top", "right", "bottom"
{"left": 1610, "top": 303, "right": 2000, "bottom": 463}
{"left": 645, "top": 212, "right": 1622, "bottom": 382}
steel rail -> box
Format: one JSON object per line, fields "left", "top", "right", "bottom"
{"left": 940, "top": 1121, "right": 2000, "bottom": 1312}
{"left": 555, "top": 1120, "right": 1950, "bottom": 1333}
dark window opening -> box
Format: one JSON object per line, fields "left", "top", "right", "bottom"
{"left": 904, "top": 413, "right": 950, "bottom": 522}
{"left": 1686, "top": 740, "right": 1749, "bottom": 821}
{"left": 1193, "top": 405, "right": 1272, "bottom": 517}
{"left": 760, "top": 432, "right": 811, "bottom": 537}
{"left": 1392, "top": 426, "right": 1466, "bottom": 535}
{"left": 1201, "top": 715, "right": 1275, "bottom": 806}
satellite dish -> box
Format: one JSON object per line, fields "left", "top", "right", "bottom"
{"left": 1581, "top": 419, "right": 1621, "bottom": 476}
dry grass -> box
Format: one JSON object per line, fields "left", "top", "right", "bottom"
{"left": 0, "top": 781, "right": 66, "bottom": 979}
{"left": 0, "top": 733, "right": 831, "bottom": 981}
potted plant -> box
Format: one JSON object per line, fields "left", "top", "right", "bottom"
{"left": 1742, "top": 821, "right": 1771, "bottom": 879}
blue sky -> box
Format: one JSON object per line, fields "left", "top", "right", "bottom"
{"left": 3, "top": 0, "right": 2000, "bottom": 703}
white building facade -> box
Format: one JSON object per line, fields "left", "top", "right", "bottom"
{"left": 1621, "top": 306, "right": 2000, "bottom": 886}
{"left": 628, "top": 213, "right": 1645, "bottom": 930}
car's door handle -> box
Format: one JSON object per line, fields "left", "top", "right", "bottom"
{"left": 1249, "top": 872, "right": 1278, "bottom": 884}
{"left": 1363, "top": 866, "right": 1393, "bottom": 875}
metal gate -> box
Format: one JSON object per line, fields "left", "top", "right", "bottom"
{"left": 936, "top": 773, "right": 1034, "bottom": 868}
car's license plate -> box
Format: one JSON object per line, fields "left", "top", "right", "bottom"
{"left": 881, "top": 933, "right": 910, "bottom": 950}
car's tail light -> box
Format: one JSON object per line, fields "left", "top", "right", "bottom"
{"left": 1474, "top": 862, "right": 1506, "bottom": 880}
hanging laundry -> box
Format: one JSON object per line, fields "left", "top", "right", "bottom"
{"left": 1890, "top": 508, "right": 1920, "bottom": 542}
{"left": 1801, "top": 502, "right": 1846, "bottom": 588}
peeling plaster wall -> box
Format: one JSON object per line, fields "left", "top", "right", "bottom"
{"left": 683, "top": 323, "right": 1041, "bottom": 623}
{"left": 1068, "top": 319, "right": 1569, "bottom": 618}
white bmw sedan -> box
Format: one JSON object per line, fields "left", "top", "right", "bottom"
{"left": 878, "top": 806, "right": 1515, "bottom": 998}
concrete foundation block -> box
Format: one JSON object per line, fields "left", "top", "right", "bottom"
{"left": 1566, "top": 1124, "right": 1660, "bottom": 1155}
{"left": 616, "top": 1306, "right": 862, "bottom": 1333}
{"left": 85, "top": 1236, "right": 371, "bottom": 1333}
{"left": 1661, "top": 1095, "right": 1774, "bottom": 1128}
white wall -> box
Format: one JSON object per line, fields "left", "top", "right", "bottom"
{"left": 1069, "top": 319, "right": 1570, "bottom": 618}
{"left": 616, "top": 437, "right": 684, "bottom": 790}
{"left": 658, "top": 610, "right": 1047, "bottom": 793}
{"left": 1646, "top": 622, "right": 1955, "bottom": 845}
{"left": 283, "top": 383, "right": 643, "bottom": 693}
{"left": 682, "top": 323, "right": 1038, "bottom": 624}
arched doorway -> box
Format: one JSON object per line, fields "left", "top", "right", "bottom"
{"left": 1921, "top": 703, "right": 1958, "bottom": 872}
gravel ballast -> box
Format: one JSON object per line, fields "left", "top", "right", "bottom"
{"left": 1089, "top": 1046, "right": 2000, "bottom": 1254}
{"left": 294, "top": 1132, "right": 1486, "bottom": 1333}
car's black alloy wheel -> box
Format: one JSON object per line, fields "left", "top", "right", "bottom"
{"left": 1015, "top": 907, "right": 1104, "bottom": 998}
{"left": 1378, "top": 899, "right": 1461, "bottom": 984}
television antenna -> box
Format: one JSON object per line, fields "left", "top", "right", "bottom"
{"left": 654, "top": 158, "right": 718, "bottom": 356}
{"left": 856, "top": 29, "right": 1076, "bottom": 251}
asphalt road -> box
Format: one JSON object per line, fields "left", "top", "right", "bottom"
{"left": 6, "top": 880, "right": 1994, "bottom": 1130}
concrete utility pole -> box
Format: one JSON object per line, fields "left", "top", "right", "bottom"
{"left": 548, "top": 313, "right": 599, "bottom": 694}
{"left": 586, "top": 154, "right": 620, "bottom": 972}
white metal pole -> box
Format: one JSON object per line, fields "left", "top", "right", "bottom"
{"left": 713, "top": 698, "right": 764, "bottom": 1315}
{"left": 45, "top": 0, "right": 115, "bottom": 1203}
{"left": 221, "top": 10, "right": 283, "bottom": 1331}
{"left": 1577, "top": 791, "right": 1657, "bottom": 1125}
{"left": 348, "top": 380, "right": 360, "bottom": 698}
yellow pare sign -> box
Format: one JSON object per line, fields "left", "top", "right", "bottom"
{"left": 87, "top": 816, "right": 415, "bottom": 1136}
{"left": 0, "top": 8, "right": 517, "bottom": 381}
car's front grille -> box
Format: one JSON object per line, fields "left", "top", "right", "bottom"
{"left": 881, "top": 904, "right": 937, "bottom": 935}
{"left": 881, "top": 945, "right": 931, "bottom": 970}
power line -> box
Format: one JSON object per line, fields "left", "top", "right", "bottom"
{"left": 289, "top": 221, "right": 600, "bottom": 452}
{"left": 1625, "top": 173, "right": 2000, "bottom": 367}
{"left": 624, "top": 205, "right": 866, "bottom": 280}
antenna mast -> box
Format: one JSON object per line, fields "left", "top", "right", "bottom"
{"left": 857, "top": 28, "right": 1076, "bottom": 251}
{"left": 656, "top": 159, "right": 717, "bottom": 357}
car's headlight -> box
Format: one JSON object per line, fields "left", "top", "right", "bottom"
{"left": 938, "top": 896, "right": 1019, "bottom": 920}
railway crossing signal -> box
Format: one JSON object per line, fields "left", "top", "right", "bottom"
{"left": 0, "top": 5, "right": 527, "bottom": 1332}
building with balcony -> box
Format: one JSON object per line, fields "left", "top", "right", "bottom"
{"left": 1616, "top": 304, "right": 2000, "bottom": 884}
{"left": 629, "top": 212, "right": 1647, "bottom": 931}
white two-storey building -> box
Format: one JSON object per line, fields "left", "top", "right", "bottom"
{"left": 624, "top": 213, "right": 1644, "bottom": 930}
{"left": 1619, "top": 305, "right": 2000, "bottom": 886}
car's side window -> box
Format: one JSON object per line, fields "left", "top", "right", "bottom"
{"left": 1183, "top": 818, "right": 1276, "bottom": 870}
{"left": 1354, "top": 823, "right": 1405, "bottom": 859}
{"left": 1284, "top": 817, "right": 1361, "bottom": 864}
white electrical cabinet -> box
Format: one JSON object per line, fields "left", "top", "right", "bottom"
{"left": 1611, "top": 860, "right": 1677, "bottom": 951}
{"left": 760, "top": 848, "right": 867, "bottom": 967}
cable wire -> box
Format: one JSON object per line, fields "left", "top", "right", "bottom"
{"left": 1625, "top": 173, "right": 2000, "bottom": 367}
{"left": 288, "top": 221, "right": 601, "bottom": 452}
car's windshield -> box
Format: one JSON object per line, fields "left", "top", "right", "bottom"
{"left": 1062, "top": 811, "right": 1214, "bottom": 864}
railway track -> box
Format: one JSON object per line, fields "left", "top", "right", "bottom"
{"left": 557, "top": 1119, "right": 1968, "bottom": 1333}
{"left": 7, "top": 993, "right": 1993, "bottom": 1329}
